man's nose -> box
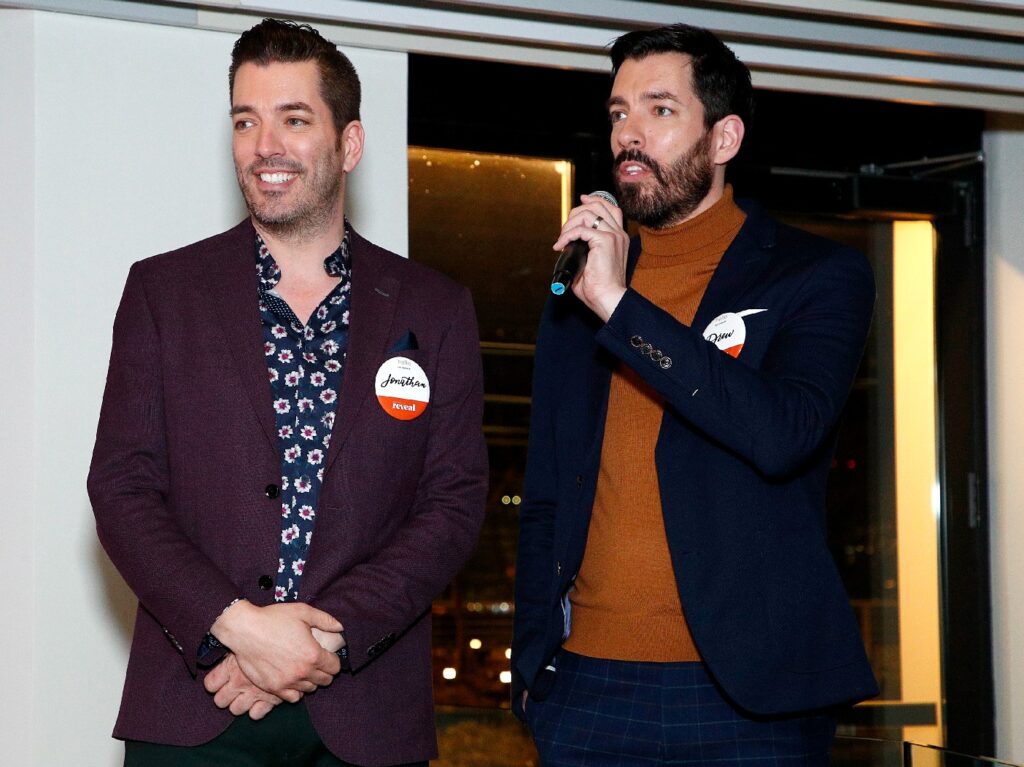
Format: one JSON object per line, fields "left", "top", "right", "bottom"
{"left": 254, "top": 124, "right": 286, "bottom": 158}
{"left": 615, "top": 115, "right": 643, "bottom": 149}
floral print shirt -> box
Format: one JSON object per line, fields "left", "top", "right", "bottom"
{"left": 257, "top": 230, "right": 351, "bottom": 602}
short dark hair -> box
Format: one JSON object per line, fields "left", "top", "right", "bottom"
{"left": 229, "top": 18, "right": 361, "bottom": 136}
{"left": 610, "top": 24, "right": 753, "bottom": 130}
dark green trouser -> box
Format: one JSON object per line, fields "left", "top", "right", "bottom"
{"left": 123, "top": 702, "right": 428, "bottom": 767}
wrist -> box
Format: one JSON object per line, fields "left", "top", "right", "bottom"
{"left": 596, "top": 286, "right": 627, "bottom": 324}
{"left": 210, "top": 598, "right": 255, "bottom": 648}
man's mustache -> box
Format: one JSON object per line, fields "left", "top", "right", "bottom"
{"left": 245, "top": 159, "right": 304, "bottom": 174}
{"left": 613, "top": 149, "right": 666, "bottom": 186}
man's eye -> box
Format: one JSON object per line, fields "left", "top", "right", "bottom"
{"left": 655, "top": 106, "right": 673, "bottom": 117}
{"left": 234, "top": 119, "right": 254, "bottom": 131}
{"left": 287, "top": 117, "right": 308, "bottom": 127}
{"left": 609, "top": 111, "right": 626, "bottom": 123}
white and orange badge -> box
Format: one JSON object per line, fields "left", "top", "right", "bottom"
{"left": 375, "top": 356, "right": 430, "bottom": 420}
{"left": 702, "top": 309, "right": 767, "bottom": 358}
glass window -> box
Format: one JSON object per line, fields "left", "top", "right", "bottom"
{"left": 412, "top": 147, "right": 949, "bottom": 763}
{"left": 409, "top": 149, "right": 568, "bottom": 759}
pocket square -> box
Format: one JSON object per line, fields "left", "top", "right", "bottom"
{"left": 389, "top": 330, "right": 419, "bottom": 352}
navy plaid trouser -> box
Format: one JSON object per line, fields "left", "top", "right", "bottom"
{"left": 525, "top": 651, "right": 837, "bottom": 766}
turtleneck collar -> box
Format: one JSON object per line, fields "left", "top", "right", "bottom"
{"left": 636, "top": 185, "right": 746, "bottom": 265}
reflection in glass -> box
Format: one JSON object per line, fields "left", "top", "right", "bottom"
{"left": 779, "top": 216, "right": 942, "bottom": 745}
{"left": 410, "top": 147, "right": 571, "bottom": 714}
{"left": 411, "top": 149, "right": 945, "bottom": 761}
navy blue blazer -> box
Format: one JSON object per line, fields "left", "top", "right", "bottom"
{"left": 512, "top": 200, "right": 880, "bottom": 717}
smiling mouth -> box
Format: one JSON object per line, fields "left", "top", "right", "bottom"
{"left": 258, "top": 171, "right": 298, "bottom": 184}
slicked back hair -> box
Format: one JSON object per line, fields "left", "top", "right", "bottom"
{"left": 610, "top": 24, "right": 753, "bottom": 131}
{"left": 229, "top": 18, "right": 361, "bottom": 137}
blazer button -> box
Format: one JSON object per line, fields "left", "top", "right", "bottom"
{"left": 258, "top": 575, "right": 273, "bottom": 590}
{"left": 265, "top": 484, "right": 280, "bottom": 498}
{"left": 556, "top": 561, "right": 562, "bottom": 576}
{"left": 575, "top": 474, "right": 583, "bottom": 488}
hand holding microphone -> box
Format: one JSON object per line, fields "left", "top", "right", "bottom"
{"left": 550, "top": 191, "right": 629, "bottom": 323}
{"left": 550, "top": 190, "right": 619, "bottom": 295}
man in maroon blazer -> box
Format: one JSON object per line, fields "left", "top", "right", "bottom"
{"left": 88, "top": 19, "right": 487, "bottom": 767}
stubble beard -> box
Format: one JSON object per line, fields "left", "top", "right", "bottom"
{"left": 237, "top": 146, "right": 343, "bottom": 241}
{"left": 613, "top": 130, "right": 715, "bottom": 229}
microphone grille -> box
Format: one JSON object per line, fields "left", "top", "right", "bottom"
{"left": 588, "top": 190, "right": 618, "bottom": 208}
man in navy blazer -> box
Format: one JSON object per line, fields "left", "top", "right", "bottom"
{"left": 88, "top": 19, "right": 486, "bottom": 767}
{"left": 513, "top": 24, "right": 877, "bottom": 766}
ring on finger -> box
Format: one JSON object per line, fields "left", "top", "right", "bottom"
{"left": 591, "top": 215, "right": 604, "bottom": 230}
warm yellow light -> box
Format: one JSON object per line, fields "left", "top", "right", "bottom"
{"left": 892, "top": 219, "right": 942, "bottom": 746}
{"left": 501, "top": 495, "right": 511, "bottom": 505}
{"left": 442, "top": 667, "right": 457, "bottom": 680}
{"left": 499, "top": 671, "right": 512, "bottom": 684}
{"left": 505, "top": 648, "right": 512, "bottom": 659}
{"left": 512, "top": 495, "right": 521, "bottom": 505}
{"left": 553, "top": 160, "right": 574, "bottom": 222}
{"left": 469, "top": 638, "right": 483, "bottom": 650}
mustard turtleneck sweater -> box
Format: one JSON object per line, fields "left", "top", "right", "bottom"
{"left": 564, "top": 186, "right": 746, "bottom": 661}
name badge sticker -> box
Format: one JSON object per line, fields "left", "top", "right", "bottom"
{"left": 375, "top": 356, "right": 430, "bottom": 420}
{"left": 702, "top": 309, "right": 767, "bottom": 358}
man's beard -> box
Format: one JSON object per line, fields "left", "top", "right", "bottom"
{"left": 613, "top": 130, "right": 714, "bottom": 229}
{"left": 236, "top": 150, "right": 342, "bottom": 240}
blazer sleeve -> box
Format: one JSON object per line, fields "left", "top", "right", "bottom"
{"left": 597, "top": 245, "right": 875, "bottom": 478}
{"left": 309, "top": 286, "right": 488, "bottom": 672}
{"left": 88, "top": 263, "right": 241, "bottom": 675}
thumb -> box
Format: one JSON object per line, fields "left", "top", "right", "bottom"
{"left": 300, "top": 605, "right": 343, "bottom": 632}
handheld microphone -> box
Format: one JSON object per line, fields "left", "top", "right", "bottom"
{"left": 550, "top": 190, "right": 619, "bottom": 296}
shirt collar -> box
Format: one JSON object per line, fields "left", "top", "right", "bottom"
{"left": 255, "top": 222, "right": 352, "bottom": 291}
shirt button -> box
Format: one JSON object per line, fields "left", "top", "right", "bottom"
{"left": 265, "top": 484, "right": 280, "bottom": 498}
{"left": 258, "top": 575, "right": 273, "bottom": 590}
{"left": 556, "top": 562, "right": 562, "bottom": 576}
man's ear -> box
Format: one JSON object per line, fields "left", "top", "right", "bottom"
{"left": 711, "top": 115, "right": 744, "bottom": 166}
{"left": 340, "top": 120, "right": 365, "bottom": 173}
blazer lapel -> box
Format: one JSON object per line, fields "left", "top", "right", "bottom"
{"left": 322, "top": 230, "right": 400, "bottom": 477}
{"left": 692, "top": 203, "right": 776, "bottom": 332}
{"left": 202, "top": 219, "right": 279, "bottom": 455}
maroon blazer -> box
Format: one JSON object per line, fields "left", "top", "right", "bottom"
{"left": 88, "top": 219, "right": 487, "bottom": 766}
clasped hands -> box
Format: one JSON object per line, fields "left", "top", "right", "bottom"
{"left": 203, "top": 600, "right": 345, "bottom": 720}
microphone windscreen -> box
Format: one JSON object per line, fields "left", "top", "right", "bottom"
{"left": 588, "top": 190, "right": 618, "bottom": 208}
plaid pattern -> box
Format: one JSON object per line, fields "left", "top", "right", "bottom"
{"left": 526, "top": 652, "right": 836, "bottom": 766}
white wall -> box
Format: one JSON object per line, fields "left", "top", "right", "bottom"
{"left": 0, "top": 11, "right": 39, "bottom": 767}
{"left": 0, "top": 10, "right": 407, "bottom": 765}
{"left": 986, "top": 115, "right": 1024, "bottom": 765}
